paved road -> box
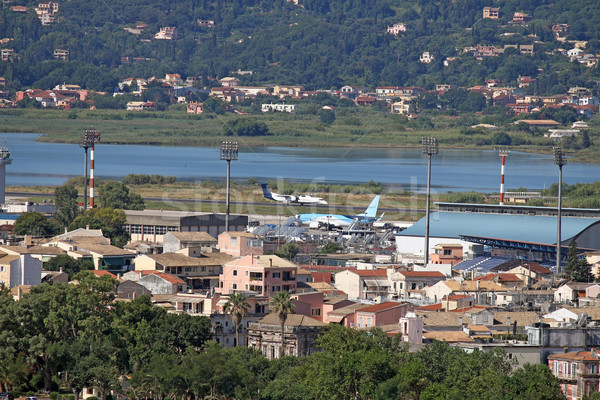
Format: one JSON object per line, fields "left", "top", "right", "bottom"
{"left": 7, "top": 191, "right": 426, "bottom": 214}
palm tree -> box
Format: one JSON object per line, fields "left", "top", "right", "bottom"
{"left": 223, "top": 292, "right": 250, "bottom": 346}
{"left": 269, "top": 291, "right": 295, "bottom": 358}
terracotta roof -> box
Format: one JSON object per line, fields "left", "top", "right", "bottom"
{"left": 417, "top": 303, "right": 443, "bottom": 311}
{"left": 467, "top": 324, "right": 490, "bottom": 332}
{"left": 548, "top": 351, "right": 600, "bottom": 361}
{"left": 256, "top": 313, "right": 327, "bottom": 327}
{"left": 497, "top": 273, "right": 522, "bottom": 282}
{"left": 399, "top": 271, "right": 445, "bottom": 278}
{"left": 447, "top": 294, "right": 473, "bottom": 300}
{"left": 328, "top": 303, "right": 371, "bottom": 316}
{"left": 423, "top": 330, "right": 475, "bottom": 343}
{"left": 77, "top": 243, "right": 134, "bottom": 256}
{"left": 510, "top": 263, "right": 552, "bottom": 275}
{"left": 27, "top": 246, "right": 66, "bottom": 255}
{"left": 358, "top": 301, "right": 408, "bottom": 313}
{"left": 167, "top": 231, "right": 217, "bottom": 242}
{"left": 353, "top": 269, "right": 387, "bottom": 277}
{"left": 141, "top": 272, "right": 186, "bottom": 285}
{"left": 143, "top": 253, "right": 206, "bottom": 267}
{"left": 0, "top": 253, "right": 20, "bottom": 263}
{"left": 443, "top": 279, "right": 508, "bottom": 292}
{"left": 223, "top": 231, "right": 256, "bottom": 238}
{"left": 91, "top": 270, "right": 117, "bottom": 278}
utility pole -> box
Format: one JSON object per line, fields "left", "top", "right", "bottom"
{"left": 421, "top": 137, "right": 438, "bottom": 266}
{"left": 220, "top": 141, "right": 238, "bottom": 232}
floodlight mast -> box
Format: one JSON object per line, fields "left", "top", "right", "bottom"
{"left": 220, "top": 141, "right": 238, "bottom": 232}
{"left": 421, "top": 137, "right": 438, "bottom": 266}
{"left": 554, "top": 147, "right": 567, "bottom": 275}
{"left": 498, "top": 150, "right": 509, "bottom": 205}
{"left": 81, "top": 129, "right": 101, "bottom": 209}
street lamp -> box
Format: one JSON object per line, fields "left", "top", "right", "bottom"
{"left": 220, "top": 141, "right": 238, "bottom": 232}
{"left": 421, "top": 137, "right": 438, "bottom": 266}
{"left": 554, "top": 147, "right": 567, "bottom": 275}
{"left": 80, "top": 128, "right": 100, "bottom": 209}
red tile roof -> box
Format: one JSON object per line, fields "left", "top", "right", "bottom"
{"left": 447, "top": 294, "right": 472, "bottom": 300}
{"left": 91, "top": 270, "right": 117, "bottom": 278}
{"left": 417, "top": 303, "right": 443, "bottom": 311}
{"left": 399, "top": 271, "right": 445, "bottom": 278}
{"left": 548, "top": 351, "right": 600, "bottom": 361}
{"left": 358, "top": 301, "right": 407, "bottom": 313}
{"left": 354, "top": 269, "right": 387, "bottom": 277}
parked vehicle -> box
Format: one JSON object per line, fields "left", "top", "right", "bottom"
{"left": 0, "top": 393, "right": 14, "bottom": 400}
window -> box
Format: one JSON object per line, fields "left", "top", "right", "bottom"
{"left": 359, "top": 317, "right": 364, "bottom": 327}
{"left": 272, "top": 272, "right": 281, "bottom": 278}
{"left": 273, "top": 286, "right": 280, "bottom": 292}
{"left": 143, "top": 225, "right": 154, "bottom": 234}
{"left": 590, "top": 364, "right": 598, "bottom": 374}
{"left": 201, "top": 266, "right": 206, "bottom": 272}
{"left": 443, "top": 249, "right": 452, "bottom": 255}
{"left": 233, "top": 270, "right": 237, "bottom": 276}
{"left": 367, "top": 318, "right": 372, "bottom": 327}
{"left": 571, "top": 363, "right": 576, "bottom": 377}
{"left": 311, "top": 308, "right": 321, "bottom": 316}
{"left": 167, "top": 226, "right": 179, "bottom": 232}
{"left": 247, "top": 238, "right": 262, "bottom": 247}
{"left": 130, "top": 225, "right": 142, "bottom": 234}
{"left": 0, "top": 266, "right": 4, "bottom": 272}
{"left": 233, "top": 283, "right": 237, "bottom": 290}
{"left": 231, "top": 237, "right": 238, "bottom": 246}
{"left": 155, "top": 225, "right": 167, "bottom": 235}
{"left": 245, "top": 271, "right": 248, "bottom": 276}
{"left": 554, "top": 361, "right": 559, "bottom": 374}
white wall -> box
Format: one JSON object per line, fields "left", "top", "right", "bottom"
{"left": 395, "top": 236, "right": 474, "bottom": 258}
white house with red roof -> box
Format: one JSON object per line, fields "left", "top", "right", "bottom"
{"left": 138, "top": 271, "right": 186, "bottom": 294}
{"left": 387, "top": 268, "right": 446, "bottom": 299}
{"left": 548, "top": 350, "right": 600, "bottom": 399}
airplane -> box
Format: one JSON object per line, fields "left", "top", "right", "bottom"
{"left": 261, "top": 183, "right": 327, "bottom": 206}
{"left": 295, "top": 195, "right": 383, "bottom": 229}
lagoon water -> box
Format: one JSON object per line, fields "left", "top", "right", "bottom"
{"left": 4, "top": 133, "right": 600, "bottom": 193}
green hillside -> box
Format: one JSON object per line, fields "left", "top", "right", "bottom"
{"left": 1, "top": 0, "right": 600, "bottom": 92}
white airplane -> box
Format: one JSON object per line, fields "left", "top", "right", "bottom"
{"left": 261, "top": 183, "right": 327, "bottom": 205}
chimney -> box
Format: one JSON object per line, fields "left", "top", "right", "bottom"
{"left": 17, "top": 286, "right": 22, "bottom": 300}
{"left": 477, "top": 280, "right": 480, "bottom": 290}
{"left": 270, "top": 258, "right": 273, "bottom": 268}
{"left": 59, "top": 267, "right": 63, "bottom": 273}
{"left": 64, "top": 227, "right": 68, "bottom": 234}
{"left": 86, "top": 225, "right": 90, "bottom": 230}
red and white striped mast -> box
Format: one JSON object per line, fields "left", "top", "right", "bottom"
{"left": 498, "top": 149, "right": 509, "bottom": 205}
{"left": 83, "top": 128, "right": 101, "bottom": 209}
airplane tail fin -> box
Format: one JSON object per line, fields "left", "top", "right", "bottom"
{"left": 260, "top": 183, "right": 273, "bottom": 200}
{"left": 360, "top": 195, "right": 380, "bottom": 218}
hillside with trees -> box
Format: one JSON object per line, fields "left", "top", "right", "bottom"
{"left": 1, "top": 0, "right": 600, "bottom": 92}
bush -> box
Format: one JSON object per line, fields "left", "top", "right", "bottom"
{"left": 224, "top": 119, "right": 270, "bottom": 136}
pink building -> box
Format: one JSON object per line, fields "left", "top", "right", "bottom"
{"left": 292, "top": 291, "right": 326, "bottom": 321}
{"left": 430, "top": 243, "right": 463, "bottom": 266}
{"left": 218, "top": 231, "right": 263, "bottom": 257}
{"left": 217, "top": 255, "right": 297, "bottom": 296}
{"left": 548, "top": 350, "right": 600, "bottom": 399}
{"left": 354, "top": 301, "right": 413, "bottom": 329}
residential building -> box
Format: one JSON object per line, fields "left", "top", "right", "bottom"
{"left": 247, "top": 313, "right": 326, "bottom": 359}
{"left": 217, "top": 254, "right": 297, "bottom": 296}
{"left": 1, "top": 49, "right": 15, "bottom": 62}
{"left": 155, "top": 27, "right": 178, "bottom": 40}
{"left": 272, "top": 85, "right": 303, "bottom": 97}
{"left": 126, "top": 101, "right": 156, "bottom": 111}
{"left": 548, "top": 350, "right": 600, "bottom": 400}
{"left": 39, "top": 13, "right": 55, "bottom": 25}
{"left": 483, "top": 7, "right": 500, "bottom": 19}
{"left": 387, "top": 268, "right": 446, "bottom": 299}
{"left": 354, "top": 301, "right": 413, "bottom": 329}
{"left": 398, "top": 312, "right": 424, "bottom": 343}
{"left": 261, "top": 103, "right": 296, "bottom": 113}
{"left": 197, "top": 20, "right": 215, "bottom": 27}
{"left": 425, "top": 279, "right": 508, "bottom": 305}
{"left": 512, "top": 12, "right": 532, "bottom": 23}
{"left": 163, "top": 231, "right": 217, "bottom": 254}
{"left": 210, "top": 87, "right": 245, "bottom": 102}
{"left": 218, "top": 231, "right": 263, "bottom": 257}
{"left": 430, "top": 243, "right": 463, "bottom": 266}
{"left": 53, "top": 49, "right": 69, "bottom": 61}
{"left": 117, "top": 280, "right": 151, "bottom": 299}
{"left": 387, "top": 23, "right": 407, "bottom": 35}
{"left": 355, "top": 95, "right": 377, "bottom": 106}
{"left": 11, "top": 6, "right": 27, "bottom": 12}
{"left": 219, "top": 77, "right": 240, "bottom": 87}
{"left": 555, "top": 283, "right": 595, "bottom": 304}
{"left": 334, "top": 269, "right": 390, "bottom": 300}
{"left": 137, "top": 272, "right": 186, "bottom": 294}
{"left": 419, "top": 52, "right": 434, "bottom": 64}
{"left": 390, "top": 100, "right": 412, "bottom": 115}
{"left": 0, "top": 252, "right": 42, "bottom": 288}
{"left": 187, "top": 102, "right": 204, "bottom": 114}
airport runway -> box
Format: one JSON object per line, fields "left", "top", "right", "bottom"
{"left": 6, "top": 191, "right": 426, "bottom": 214}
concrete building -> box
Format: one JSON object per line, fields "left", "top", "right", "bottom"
{"left": 354, "top": 301, "right": 413, "bottom": 329}
{"left": 0, "top": 252, "right": 41, "bottom": 288}
{"left": 138, "top": 272, "right": 186, "bottom": 294}
{"left": 117, "top": 280, "right": 151, "bottom": 299}
{"left": 387, "top": 268, "right": 446, "bottom": 299}
{"left": 247, "top": 313, "right": 327, "bottom": 359}
{"left": 218, "top": 231, "right": 263, "bottom": 257}
{"left": 163, "top": 231, "right": 217, "bottom": 254}
{"left": 334, "top": 269, "right": 390, "bottom": 300}
{"left": 399, "top": 312, "right": 424, "bottom": 343}
{"left": 123, "top": 210, "right": 248, "bottom": 243}
{"left": 217, "top": 255, "right": 298, "bottom": 296}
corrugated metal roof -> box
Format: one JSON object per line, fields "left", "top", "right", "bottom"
{"left": 397, "top": 211, "right": 600, "bottom": 245}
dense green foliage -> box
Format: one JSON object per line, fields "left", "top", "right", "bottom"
{"left": 14, "top": 211, "right": 61, "bottom": 236}
{"left": 122, "top": 174, "right": 177, "bottom": 185}
{"left": 2, "top": 0, "right": 600, "bottom": 93}
{"left": 69, "top": 208, "right": 130, "bottom": 247}
{"left": 563, "top": 241, "right": 593, "bottom": 282}
{"left": 97, "top": 181, "right": 145, "bottom": 210}
{"left": 0, "top": 282, "right": 564, "bottom": 399}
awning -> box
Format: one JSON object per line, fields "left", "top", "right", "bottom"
{"left": 217, "top": 299, "right": 228, "bottom": 306}
{"left": 171, "top": 297, "right": 203, "bottom": 304}
{"left": 257, "top": 300, "right": 270, "bottom": 306}
{"left": 363, "top": 279, "right": 390, "bottom": 287}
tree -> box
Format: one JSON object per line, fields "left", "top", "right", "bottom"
{"left": 224, "top": 293, "right": 250, "bottom": 347}
{"left": 44, "top": 254, "right": 94, "bottom": 276}
{"left": 269, "top": 291, "right": 295, "bottom": 358}
{"left": 275, "top": 243, "right": 300, "bottom": 260}
{"left": 319, "top": 109, "right": 336, "bottom": 124}
{"left": 320, "top": 242, "right": 342, "bottom": 253}
{"left": 97, "top": 181, "right": 144, "bottom": 210}
{"left": 14, "top": 211, "right": 60, "bottom": 237}
{"left": 564, "top": 241, "right": 593, "bottom": 282}
{"left": 492, "top": 132, "right": 512, "bottom": 146}
{"left": 54, "top": 183, "right": 80, "bottom": 226}
{"left": 69, "top": 208, "right": 129, "bottom": 247}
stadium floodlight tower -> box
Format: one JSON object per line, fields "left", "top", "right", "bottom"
{"left": 220, "top": 141, "right": 238, "bottom": 232}
{"left": 0, "top": 142, "right": 12, "bottom": 205}
{"left": 421, "top": 136, "right": 438, "bottom": 266}
{"left": 554, "top": 147, "right": 567, "bottom": 275}
{"left": 81, "top": 128, "right": 101, "bottom": 209}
